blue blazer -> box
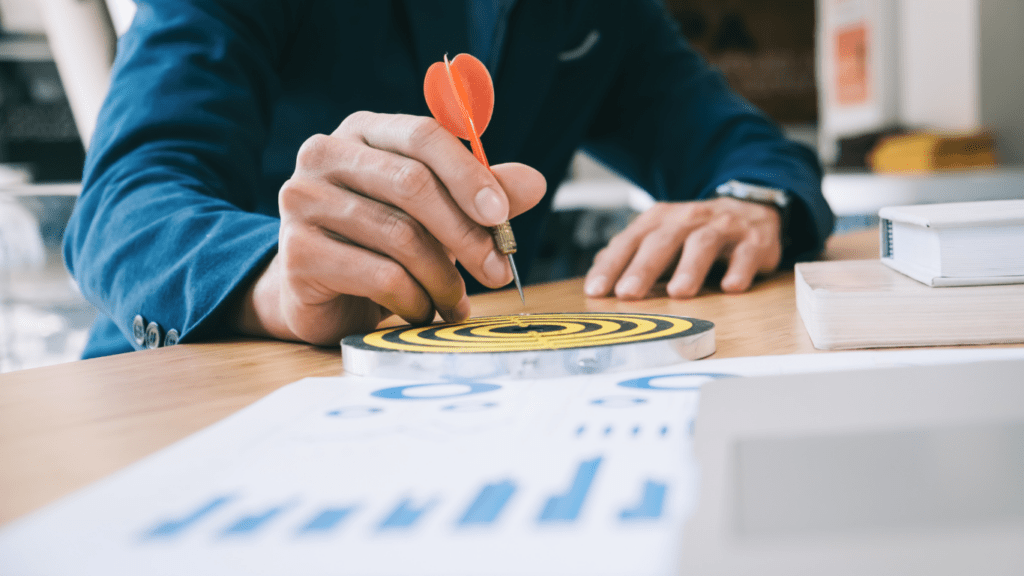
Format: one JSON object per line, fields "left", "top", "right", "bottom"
{"left": 65, "top": 0, "right": 834, "bottom": 358}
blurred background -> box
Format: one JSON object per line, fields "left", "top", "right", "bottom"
{"left": 0, "top": 0, "right": 1022, "bottom": 372}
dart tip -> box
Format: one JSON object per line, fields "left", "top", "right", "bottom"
{"left": 508, "top": 254, "right": 525, "bottom": 306}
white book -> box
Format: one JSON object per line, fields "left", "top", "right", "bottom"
{"left": 879, "top": 200, "right": 1024, "bottom": 286}
{"left": 795, "top": 259, "right": 1024, "bottom": 350}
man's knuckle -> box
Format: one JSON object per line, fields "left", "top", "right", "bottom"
{"left": 749, "top": 229, "right": 774, "bottom": 250}
{"left": 690, "top": 227, "right": 721, "bottom": 247}
{"left": 339, "top": 110, "right": 372, "bottom": 133}
{"left": 373, "top": 261, "right": 409, "bottom": 295}
{"left": 716, "top": 212, "right": 740, "bottom": 229}
{"left": 382, "top": 209, "right": 423, "bottom": 252}
{"left": 689, "top": 202, "right": 713, "bottom": 221}
{"left": 278, "top": 222, "right": 312, "bottom": 261}
{"left": 277, "top": 178, "right": 305, "bottom": 213}
{"left": 391, "top": 161, "right": 435, "bottom": 201}
{"left": 406, "top": 117, "right": 444, "bottom": 150}
{"left": 296, "top": 133, "right": 338, "bottom": 169}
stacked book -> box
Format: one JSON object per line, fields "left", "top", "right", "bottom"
{"left": 868, "top": 131, "right": 997, "bottom": 173}
{"left": 797, "top": 200, "right": 1024, "bottom": 349}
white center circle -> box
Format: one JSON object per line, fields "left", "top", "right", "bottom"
{"left": 645, "top": 375, "right": 716, "bottom": 388}
{"left": 400, "top": 383, "right": 479, "bottom": 398}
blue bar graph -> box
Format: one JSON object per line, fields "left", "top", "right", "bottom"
{"left": 379, "top": 498, "right": 435, "bottom": 530}
{"left": 144, "top": 495, "right": 233, "bottom": 539}
{"left": 298, "top": 506, "right": 356, "bottom": 534}
{"left": 222, "top": 504, "right": 290, "bottom": 536}
{"left": 458, "top": 480, "right": 516, "bottom": 526}
{"left": 619, "top": 480, "right": 667, "bottom": 521}
{"left": 538, "top": 457, "right": 602, "bottom": 523}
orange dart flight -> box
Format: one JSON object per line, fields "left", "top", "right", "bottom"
{"left": 423, "top": 53, "right": 524, "bottom": 305}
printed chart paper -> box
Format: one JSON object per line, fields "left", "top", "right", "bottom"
{"left": 2, "top": 347, "right": 1023, "bottom": 576}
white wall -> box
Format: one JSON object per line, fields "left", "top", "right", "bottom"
{"left": 899, "top": 0, "right": 980, "bottom": 131}
{"left": 979, "top": 0, "right": 1024, "bottom": 165}
{"left": 818, "top": 0, "right": 1024, "bottom": 166}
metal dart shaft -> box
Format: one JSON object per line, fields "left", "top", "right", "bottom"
{"left": 490, "top": 220, "right": 525, "bottom": 306}
{"left": 507, "top": 253, "right": 525, "bottom": 305}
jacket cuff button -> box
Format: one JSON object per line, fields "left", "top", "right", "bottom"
{"left": 145, "top": 322, "right": 163, "bottom": 349}
{"left": 163, "top": 328, "right": 179, "bottom": 347}
{"left": 132, "top": 315, "right": 146, "bottom": 347}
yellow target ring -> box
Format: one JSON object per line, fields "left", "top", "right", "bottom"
{"left": 346, "top": 313, "right": 709, "bottom": 354}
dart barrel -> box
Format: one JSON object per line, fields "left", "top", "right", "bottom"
{"left": 490, "top": 221, "right": 517, "bottom": 255}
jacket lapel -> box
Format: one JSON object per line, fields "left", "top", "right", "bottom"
{"left": 487, "top": 0, "right": 565, "bottom": 162}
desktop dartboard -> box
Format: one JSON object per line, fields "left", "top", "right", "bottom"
{"left": 341, "top": 312, "right": 715, "bottom": 380}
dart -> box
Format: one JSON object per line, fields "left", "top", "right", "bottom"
{"left": 423, "top": 53, "right": 524, "bottom": 305}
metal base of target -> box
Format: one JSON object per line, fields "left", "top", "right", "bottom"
{"left": 341, "top": 312, "right": 715, "bottom": 380}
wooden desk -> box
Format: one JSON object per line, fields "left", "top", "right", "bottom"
{"left": 0, "top": 230, "right": 878, "bottom": 525}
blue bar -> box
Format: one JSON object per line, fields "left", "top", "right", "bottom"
{"left": 379, "top": 498, "right": 435, "bottom": 530}
{"left": 298, "top": 507, "right": 356, "bottom": 534}
{"left": 144, "top": 495, "right": 233, "bottom": 539}
{"left": 222, "top": 504, "right": 289, "bottom": 536}
{"left": 619, "top": 480, "right": 667, "bottom": 521}
{"left": 538, "top": 457, "right": 602, "bottom": 523}
{"left": 458, "top": 480, "right": 516, "bottom": 526}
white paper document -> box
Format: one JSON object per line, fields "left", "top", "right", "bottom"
{"left": 2, "top": 347, "right": 1023, "bottom": 576}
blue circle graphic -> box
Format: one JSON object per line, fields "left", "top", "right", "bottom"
{"left": 370, "top": 382, "right": 501, "bottom": 400}
{"left": 618, "top": 372, "right": 734, "bottom": 391}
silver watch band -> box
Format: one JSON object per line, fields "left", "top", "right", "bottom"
{"left": 714, "top": 179, "right": 790, "bottom": 210}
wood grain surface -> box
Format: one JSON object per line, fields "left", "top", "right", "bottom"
{"left": 0, "top": 230, "right": 881, "bottom": 524}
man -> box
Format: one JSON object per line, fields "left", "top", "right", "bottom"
{"left": 64, "top": 0, "right": 834, "bottom": 357}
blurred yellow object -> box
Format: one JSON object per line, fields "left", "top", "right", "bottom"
{"left": 868, "top": 131, "right": 997, "bottom": 173}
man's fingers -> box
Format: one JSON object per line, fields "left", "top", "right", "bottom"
{"left": 720, "top": 240, "right": 761, "bottom": 293}
{"left": 295, "top": 136, "right": 510, "bottom": 288}
{"left": 280, "top": 177, "right": 469, "bottom": 319}
{"left": 584, "top": 230, "right": 644, "bottom": 297}
{"left": 612, "top": 230, "right": 687, "bottom": 300}
{"left": 335, "top": 112, "right": 510, "bottom": 226}
{"left": 280, "top": 223, "right": 436, "bottom": 329}
{"left": 490, "top": 163, "right": 546, "bottom": 218}
{"left": 721, "top": 231, "right": 782, "bottom": 293}
{"left": 666, "top": 226, "right": 732, "bottom": 298}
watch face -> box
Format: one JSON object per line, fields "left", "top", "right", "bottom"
{"left": 717, "top": 180, "right": 789, "bottom": 208}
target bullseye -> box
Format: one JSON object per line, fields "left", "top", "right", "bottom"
{"left": 342, "top": 313, "right": 715, "bottom": 380}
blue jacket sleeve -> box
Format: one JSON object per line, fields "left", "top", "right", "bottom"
{"left": 582, "top": 0, "right": 834, "bottom": 263}
{"left": 63, "top": 0, "right": 307, "bottom": 350}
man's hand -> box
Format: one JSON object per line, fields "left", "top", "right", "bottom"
{"left": 584, "top": 197, "right": 782, "bottom": 300}
{"left": 234, "top": 111, "right": 546, "bottom": 345}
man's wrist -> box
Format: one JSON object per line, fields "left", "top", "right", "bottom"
{"left": 715, "top": 179, "right": 791, "bottom": 246}
{"left": 232, "top": 257, "right": 294, "bottom": 341}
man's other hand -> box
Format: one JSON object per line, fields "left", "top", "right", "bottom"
{"left": 583, "top": 197, "right": 782, "bottom": 300}
{"left": 233, "top": 112, "right": 546, "bottom": 345}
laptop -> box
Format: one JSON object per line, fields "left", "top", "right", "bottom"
{"left": 680, "top": 358, "right": 1024, "bottom": 575}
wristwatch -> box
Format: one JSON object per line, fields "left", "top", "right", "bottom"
{"left": 715, "top": 179, "right": 791, "bottom": 243}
